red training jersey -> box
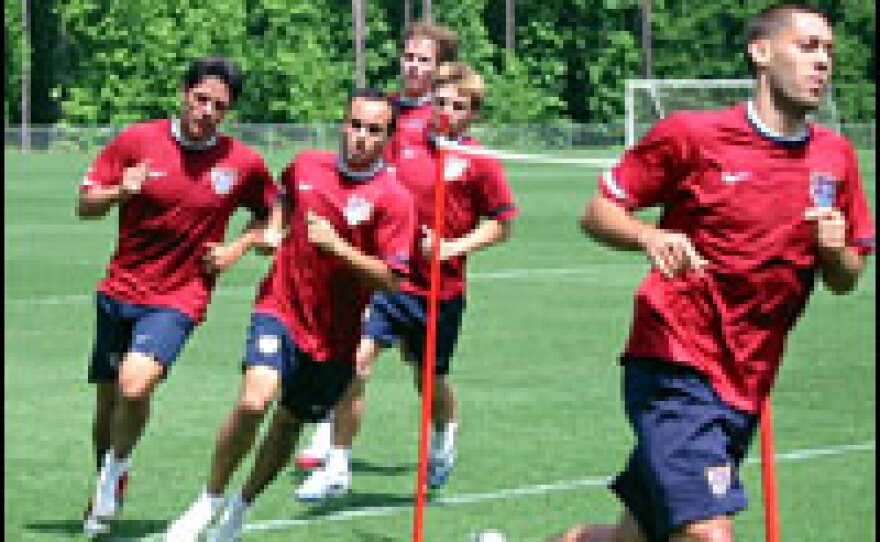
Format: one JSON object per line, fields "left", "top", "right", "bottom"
{"left": 599, "top": 102, "right": 875, "bottom": 413}
{"left": 79, "top": 119, "right": 278, "bottom": 323}
{"left": 254, "top": 151, "right": 416, "bottom": 363}
{"left": 393, "top": 130, "right": 518, "bottom": 300}
{"left": 385, "top": 92, "right": 434, "bottom": 163}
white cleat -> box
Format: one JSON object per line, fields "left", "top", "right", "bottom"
{"left": 91, "top": 454, "right": 129, "bottom": 521}
{"left": 83, "top": 513, "right": 109, "bottom": 538}
{"left": 295, "top": 466, "right": 352, "bottom": 502}
{"left": 428, "top": 447, "right": 456, "bottom": 489}
{"left": 206, "top": 496, "right": 248, "bottom": 542}
{"left": 165, "top": 493, "right": 223, "bottom": 542}
{"left": 294, "top": 422, "right": 333, "bottom": 470}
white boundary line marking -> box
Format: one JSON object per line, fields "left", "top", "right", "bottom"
{"left": 124, "top": 439, "right": 874, "bottom": 540}
{"left": 436, "top": 139, "right": 618, "bottom": 168}
{"left": 5, "top": 266, "right": 614, "bottom": 307}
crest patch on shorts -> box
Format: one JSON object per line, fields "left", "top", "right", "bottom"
{"left": 257, "top": 334, "right": 280, "bottom": 355}
{"left": 706, "top": 463, "right": 733, "bottom": 496}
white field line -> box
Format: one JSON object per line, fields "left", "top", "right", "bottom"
{"left": 436, "top": 140, "right": 618, "bottom": 169}
{"left": 5, "top": 266, "right": 610, "bottom": 307}
{"left": 124, "top": 439, "right": 874, "bottom": 541}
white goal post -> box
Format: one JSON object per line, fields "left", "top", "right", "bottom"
{"left": 625, "top": 78, "right": 841, "bottom": 148}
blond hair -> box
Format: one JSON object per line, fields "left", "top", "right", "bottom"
{"left": 432, "top": 62, "right": 485, "bottom": 111}
{"left": 403, "top": 21, "right": 459, "bottom": 63}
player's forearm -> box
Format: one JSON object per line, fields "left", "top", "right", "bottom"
{"left": 76, "top": 186, "right": 126, "bottom": 218}
{"left": 332, "top": 242, "right": 400, "bottom": 292}
{"left": 254, "top": 202, "right": 289, "bottom": 255}
{"left": 230, "top": 219, "right": 269, "bottom": 257}
{"left": 450, "top": 219, "right": 511, "bottom": 257}
{"left": 580, "top": 192, "right": 654, "bottom": 252}
{"left": 818, "top": 246, "right": 865, "bottom": 294}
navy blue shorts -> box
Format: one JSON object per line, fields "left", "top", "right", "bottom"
{"left": 611, "top": 357, "right": 759, "bottom": 541}
{"left": 89, "top": 292, "right": 196, "bottom": 383}
{"left": 243, "top": 313, "right": 355, "bottom": 423}
{"left": 362, "top": 292, "right": 465, "bottom": 376}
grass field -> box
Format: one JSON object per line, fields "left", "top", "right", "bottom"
{"left": 4, "top": 147, "right": 875, "bottom": 541}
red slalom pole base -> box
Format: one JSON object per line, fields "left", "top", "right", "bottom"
{"left": 760, "top": 399, "right": 781, "bottom": 542}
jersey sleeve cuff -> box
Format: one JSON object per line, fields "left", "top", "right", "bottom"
{"left": 486, "top": 203, "right": 518, "bottom": 221}
{"left": 599, "top": 169, "right": 633, "bottom": 210}
{"left": 385, "top": 254, "right": 411, "bottom": 277}
{"left": 852, "top": 237, "right": 876, "bottom": 255}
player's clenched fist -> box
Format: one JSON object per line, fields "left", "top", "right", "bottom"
{"left": 306, "top": 211, "right": 344, "bottom": 254}
{"left": 805, "top": 207, "right": 847, "bottom": 251}
{"left": 420, "top": 226, "right": 459, "bottom": 261}
{"left": 202, "top": 241, "right": 241, "bottom": 275}
{"left": 120, "top": 161, "right": 151, "bottom": 199}
{"left": 639, "top": 228, "right": 707, "bottom": 279}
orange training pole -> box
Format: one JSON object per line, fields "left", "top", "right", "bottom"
{"left": 760, "top": 399, "right": 781, "bottom": 542}
{"left": 413, "top": 116, "right": 449, "bottom": 542}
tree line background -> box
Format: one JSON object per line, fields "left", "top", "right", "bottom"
{"left": 3, "top": 0, "right": 875, "bottom": 126}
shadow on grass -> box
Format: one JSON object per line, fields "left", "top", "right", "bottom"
{"left": 25, "top": 518, "right": 167, "bottom": 538}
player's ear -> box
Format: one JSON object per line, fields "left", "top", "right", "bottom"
{"left": 748, "top": 40, "right": 772, "bottom": 71}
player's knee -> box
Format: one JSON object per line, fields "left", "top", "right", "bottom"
{"left": 675, "top": 516, "right": 733, "bottom": 542}
{"left": 237, "top": 392, "right": 273, "bottom": 416}
{"left": 117, "top": 353, "right": 162, "bottom": 400}
{"left": 117, "top": 372, "right": 156, "bottom": 401}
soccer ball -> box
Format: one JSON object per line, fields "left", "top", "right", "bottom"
{"left": 470, "top": 530, "right": 506, "bottom": 542}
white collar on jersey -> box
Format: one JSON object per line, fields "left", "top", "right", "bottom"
{"left": 336, "top": 155, "right": 387, "bottom": 182}
{"left": 745, "top": 100, "right": 810, "bottom": 145}
{"left": 170, "top": 118, "right": 219, "bottom": 151}
{"left": 398, "top": 93, "right": 432, "bottom": 108}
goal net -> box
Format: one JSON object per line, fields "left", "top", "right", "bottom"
{"left": 625, "top": 78, "right": 841, "bottom": 148}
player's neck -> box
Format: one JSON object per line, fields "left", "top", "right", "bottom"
{"left": 337, "top": 155, "right": 385, "bottom": 181}
{"left": 171, "top": 118, "right": 218, "bottom": 151}
{"left": 750, "top": 91, "right": 809, "bottom": 140}
{"left": 400, "top": 88, "right": 431, "bottom": 107}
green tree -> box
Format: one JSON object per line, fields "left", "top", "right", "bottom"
{"left": 55, "top": 0, "right": 249, "bottom": 124}
{"left": 4, "top": 0, "right": 24, "bottom": 124}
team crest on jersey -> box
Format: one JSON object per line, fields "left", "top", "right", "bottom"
{"left": 406, "top": 119, "right": 425, "bottom": 130}
{"left": 809, "top": 171, "right": 839, "bottom": 208}
{"left": 344, "top": 195, "right": 374, "bottom": 226}
{"left": 444, "top": 156, "right": 469, "bottom": 182}
{"left": 210, "top": 167, "right": 237, "bottom": 195}
{"left": 706, "top": 464, "right": 733, "bottom": 497}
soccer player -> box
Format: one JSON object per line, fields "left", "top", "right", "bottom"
{"left": 165, "top": 89, "right": 415, "bottom": 541}
{"left": 553, "top": 5, "right": 874, "bottom": 542}
{"left": 296, "top": 62, "right": 518, "bottom": 501}
{"left": 295, "top": 19, "right": 459, "bottom": 470}
{"left": 76, "top": 57, "right": 278, "bottom": 536}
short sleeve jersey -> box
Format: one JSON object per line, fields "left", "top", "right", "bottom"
{"left": 79, "top": 119, "right": 278, "bottom": 322}
{"left": 393, "top": 130, "right": 518, "bottom": 299}
{"left": 254, "top": 151, "right": 416, "bottom": 363}
{"left": 599, "top": 103, "right": 875, "bottom": 413}
{"left": 385, "top": 93, "right": 434, "bottom": 164}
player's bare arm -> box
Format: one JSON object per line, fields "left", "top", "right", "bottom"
{"left": 202, "top": 217, "right": 269, "bottom": 275}
{"left": 76, "top": 161, "right": 150, "bottom": 218}
{"left": 581, "top": 192, "right": 706, "bottom": 278}
{"left": 421, "top": 218, "right": 511, "bottom": 261}
{"left": 253, "top": 199, "right": 289, "bottom": 255}
{"left": 306, "top": 210, "right": 401, "bottom": 291}
{"left": 805, "top": 206, "right": 867, "bottom": 294}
